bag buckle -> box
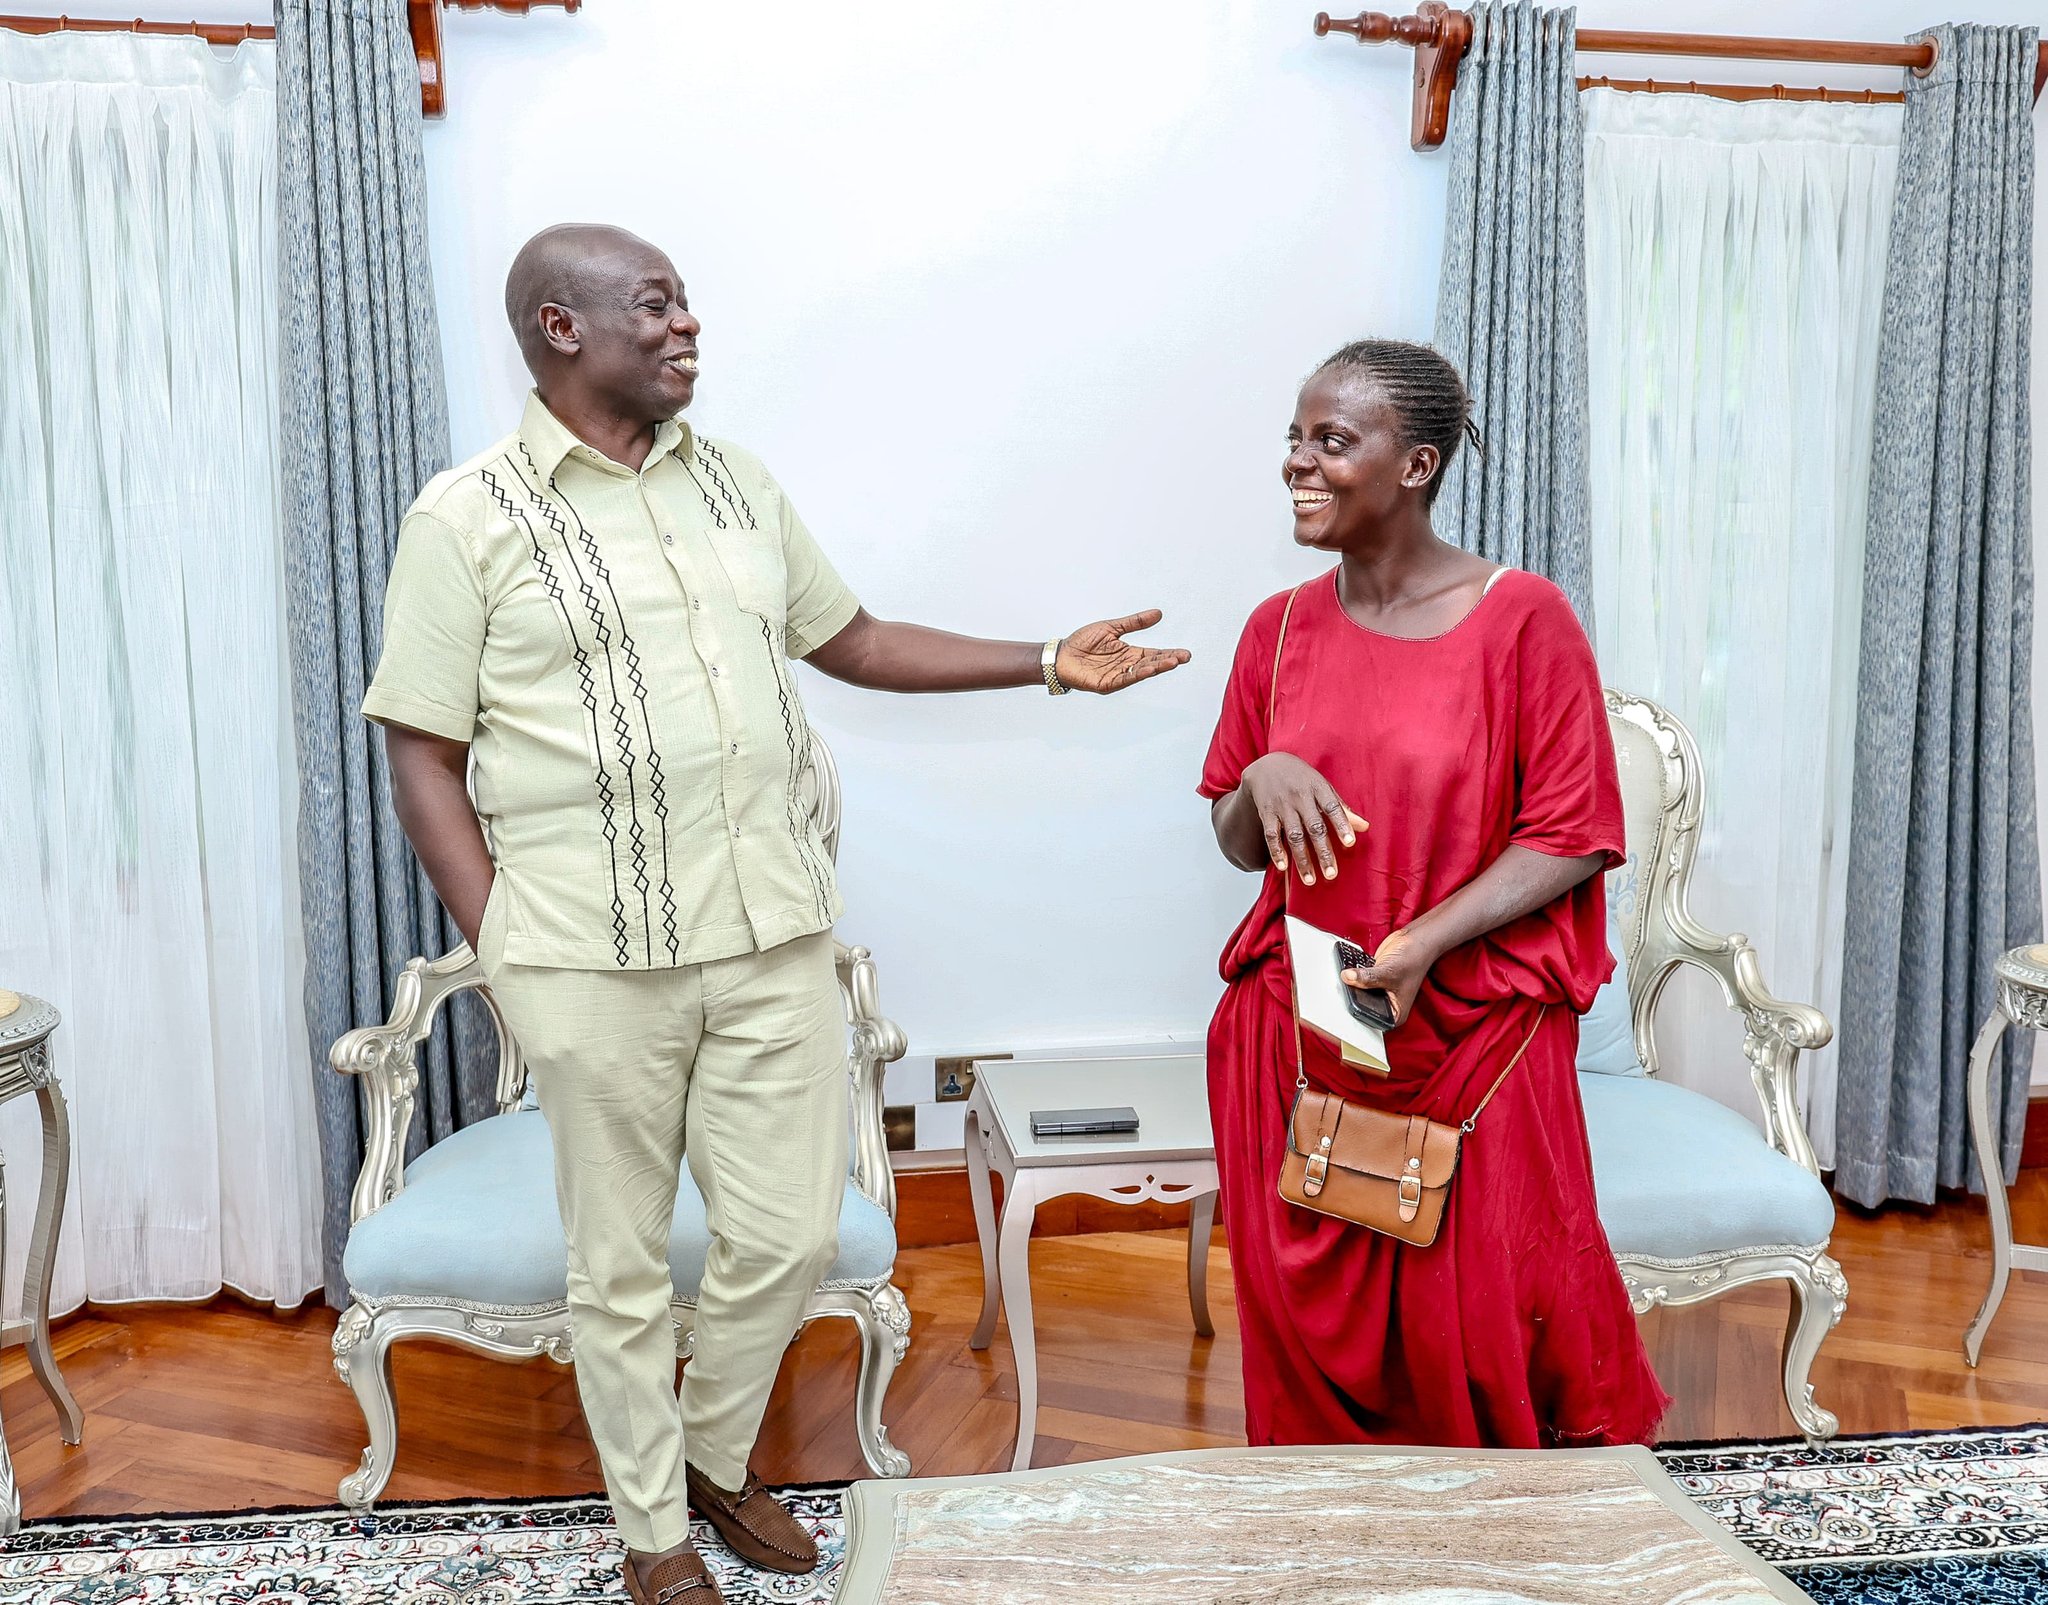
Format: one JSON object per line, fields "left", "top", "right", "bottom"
{"left": 1304, "top": 1136, "right": 1332, "bottom": 1197}
{"left": 1397, "top": 1171, "right": 1423, "bottom": 1220}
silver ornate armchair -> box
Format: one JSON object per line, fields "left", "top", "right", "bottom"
{"left": 326, "top": 726, "right": 912, "bottom": 1509}
{"left": 1583, "top": 691, "right": 1845, "bottom": 1442}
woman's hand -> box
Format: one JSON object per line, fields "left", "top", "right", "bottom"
{"left": 1240, "top": 753, "right": 1368, "bottom": 885}
{"left": 1343, "top": 926, "right": 1435, "bottom": 1027}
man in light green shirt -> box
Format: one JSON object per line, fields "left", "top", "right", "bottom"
{"left": 366, "top": 224, "right": 1186, "bottom": 1605}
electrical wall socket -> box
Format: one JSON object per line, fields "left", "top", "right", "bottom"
{"left": 934, "top": 1053, "right": 1008, "bottom": 1102}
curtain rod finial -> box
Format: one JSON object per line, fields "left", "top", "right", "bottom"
{"left": 1312, "top": 7, "right": 1471, "bottom": 148}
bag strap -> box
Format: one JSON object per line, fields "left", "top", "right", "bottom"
{"left": 1266, "top": 582, "right": 1306, "bottom": 730}
{"left": 1267, "top": 582, "right": 1320, "bottom": 1093}
{"left": 1459, "top": 1013, "right": 1544, "bottom": 1135}
{"left": 1271, "top": 578, "right": 1423, "bottom": 1097}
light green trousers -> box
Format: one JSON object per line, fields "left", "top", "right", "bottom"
{"left": 481, "top": 908, "right": 847, "bottom": 1554}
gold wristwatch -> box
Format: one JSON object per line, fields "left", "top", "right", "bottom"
{"left": 1042, "top": 638, "right": 1069, "bottom": 696}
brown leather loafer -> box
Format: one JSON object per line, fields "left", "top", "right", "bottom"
{"left": 685, "top": 1463, "right": 819, "bottom": 1575}
{"left": 622, "top": 1542, "right": 724, "bottom": 1604}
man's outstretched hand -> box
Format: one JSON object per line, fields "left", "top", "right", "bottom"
{"left": 1054, "top": 610, "right": 1192, "bottom": 694}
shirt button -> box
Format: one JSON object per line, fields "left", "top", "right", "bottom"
{"left": 692, "top": 599, "right": 702, "bottom": 611}
{"left": 710, "top": 665, "right": 720, "bottom": 678}
{"left": 732, "top": 825, "right": 742, "bottom": 838}
{"left": 663, "top": 532, "right": 674, "bottom": 546}
{"left": 730, "top": 742, "right": 739, "bottom": 755}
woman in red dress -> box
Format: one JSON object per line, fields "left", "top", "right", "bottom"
{"left": 1202, "top": 340, "right": 1668, "bottom": 1449}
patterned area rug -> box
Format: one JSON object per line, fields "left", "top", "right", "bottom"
{"left": 10, "top": 1428, "right": 2048, "bottom": 1602}
{"left": 1661, "top": 1424, "right": 2048, "bottom": 1603}
{"left": 0, "top": 1490, "right": 848, "bottom": 1604}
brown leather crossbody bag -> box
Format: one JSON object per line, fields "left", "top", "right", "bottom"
{"left": 1262, "top": 582, "right": 1538, "bottom": 1248}
{"left": 1276, "top": 1018, "right": 1539, "bottom": 1247}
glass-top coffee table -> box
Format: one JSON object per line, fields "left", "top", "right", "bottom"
{"left": 963, "top": 1055, "right": 1217, "bottom": 1471}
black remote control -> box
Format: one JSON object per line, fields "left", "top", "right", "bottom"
{"left": 1334, "top": 940, "right": 1397, "bottom": 1031}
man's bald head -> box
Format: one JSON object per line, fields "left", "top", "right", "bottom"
{"left": 505, "top": 224, "right": 659, "bottom": 370}
{"left": 503, "top": 223, "right": 700, "bottom": 429}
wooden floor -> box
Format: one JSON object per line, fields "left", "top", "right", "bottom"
{"left": 10, "top": 1173, "right": 2048, "bottom": 1520}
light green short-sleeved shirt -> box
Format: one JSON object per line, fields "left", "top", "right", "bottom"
{"left": 364, "top": 393, "right": 860, "bottom": 970}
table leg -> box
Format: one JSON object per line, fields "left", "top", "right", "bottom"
{"left": 997, "top": 1168, "right": 1041, "bottom": 1473}
{"left": 965, "top": 1105, "right": 1002, "bottom": 1352}
{"left": 1966, "top": 1007, "right": 2017, "bottom": 1367}
{"left": 1187, "top": 1188, "right": 1217, "bottom": 1339}
{"left": 25, "top": 1081, "right": 82, "bottom": 1442}
{"left": 0, "top": 1150, "right": 17, "bottom": 1537}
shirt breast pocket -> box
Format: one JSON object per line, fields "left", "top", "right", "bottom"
{"left": 716, "top": 536, "right": 787, "bottom": 627}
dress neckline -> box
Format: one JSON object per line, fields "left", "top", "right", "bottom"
{"left": 1327, "top": 564, "right": 1513, "bottom": 644}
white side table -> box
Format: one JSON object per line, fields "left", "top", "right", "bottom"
{"left": 1963, "top": 945, "right": 2048, "bottom": 1366}
{"left": 0, "top": 993, "right": 84, "bottom": 1534}
{"left": 963, "top": 1056, "right": 1218, "bottom": 1471}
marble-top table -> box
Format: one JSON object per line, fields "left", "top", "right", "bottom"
{"left": 836, "top": 1444, "right": 1809, "bottom": 1604}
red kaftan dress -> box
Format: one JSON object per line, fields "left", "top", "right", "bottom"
{"left": 1200, "top": 568, "right": 1669, "bottom": 1448}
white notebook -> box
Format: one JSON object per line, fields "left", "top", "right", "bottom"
{"left": 1284, "top": 914, "right": 1392, "bottom": 1076}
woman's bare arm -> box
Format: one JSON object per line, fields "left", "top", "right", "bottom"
{"left": 1351, "top": 846, "right": 1606, "bottom": 1024}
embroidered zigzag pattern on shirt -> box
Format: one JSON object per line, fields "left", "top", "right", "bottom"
{"left": 683, "top": 461, "right": 728, "bottom": 530}
{"left": 697, "top": 442, "right": 760, "bottom": 531}
{"left": 758, "top": 617, "right": 834, "bottom": 926}
{"left": 513, "top": 447, "right": 680, "bottom": 965}
{"left": 480, "top": 465, "right": 633, "bottom": 966}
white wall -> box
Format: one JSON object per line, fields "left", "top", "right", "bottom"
{"left": 422, "top": 1, "right": 1444, "bottom": 1121}
{"left": 412, "top": 0, "right": 2048, "bottom": 1135}
{"left": 15, "top": 0, "right": 2042, "bottom": 1128}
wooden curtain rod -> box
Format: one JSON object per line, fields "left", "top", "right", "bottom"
{"left": 410, "top": 0, "right": 578, "bottom": 119}
{"left": 0, "top": 14, "right": 270, "bottom": 46}
{"left": 0, "top": 3, "right": 578, "bottom": 117}
{"left": 1577, "top": 75, "right": 1904, "bottom": 108}
{"left": 1315, "top": 4, "right": 2048, "bottom": 149}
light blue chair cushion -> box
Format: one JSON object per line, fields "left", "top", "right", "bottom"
{"left": 1578, "top": 1072, "right": 1834, "bottom": 1259}
{"left": 1576, "top": 959, "right": 1642, "bottom": 1076}
{"left": 1577, "top": 893, "right": 1644, "bottom": 1077}
{"left": 344, "top": 1110, "right": 897, "bottom": 1307}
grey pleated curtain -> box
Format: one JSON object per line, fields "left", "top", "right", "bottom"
{"left": 1834, "top": 24, "right": 2041, "bottom": 1208}
{"left": 1432, "top": 1, "right": 1592, "bottom": 624}
{"left": 279, "top": 0, "right": 495, "bottom": 1305}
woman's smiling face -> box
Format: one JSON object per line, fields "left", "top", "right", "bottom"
{"left": 1283, "top": 369, "right": 1441, "bottom": 552}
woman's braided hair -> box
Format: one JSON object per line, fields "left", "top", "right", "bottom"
{"left": 1313, "top": 339, "right": 1483, "bottom": 507}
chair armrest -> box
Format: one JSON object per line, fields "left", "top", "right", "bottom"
{"left": 328, "top": 945, "right": 497, "bottom": 1223}
{"left": 1638, "top": 907, "right": 1834, "bottom": 1178}
{"left": 838, "top": 940, "right": 908, "bottom": 1220}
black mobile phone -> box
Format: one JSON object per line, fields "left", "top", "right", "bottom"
{"left": 1334, "top": 940, "right": 1398, "bottom": 1032}
{"left": 1029, "top": 1107, "right": 1141, "bottom": 1139}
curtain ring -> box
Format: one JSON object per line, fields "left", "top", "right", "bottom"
{"left": 1912, "top": 35, "right": 1940, "bottom": 79}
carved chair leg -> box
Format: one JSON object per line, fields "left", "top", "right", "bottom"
{"left": 1781, "top": 1254, "right": 1847, "bottom": 1446}
{"left": 852, "top": 1284, "right": 913, "bottom": 1479}
{"left": 1965, "top": 1007, "right": 2018, "bottom": 1365}
{"left": 334, "top": 1307, "right": 401, "bottom": 1510}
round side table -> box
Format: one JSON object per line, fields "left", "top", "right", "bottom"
{"left": 1964, "top": 945, "right": 2048, "bottom": 1366}
{"left": 0, "top": 994, "right": 85, "bottom": 1534}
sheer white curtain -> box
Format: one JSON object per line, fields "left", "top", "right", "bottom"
{"left": 0, "top": 31, "right": 322, "bottom": 1313}
{"left": 1584, "top": 90, "right": 1900, "bottom": 1167}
